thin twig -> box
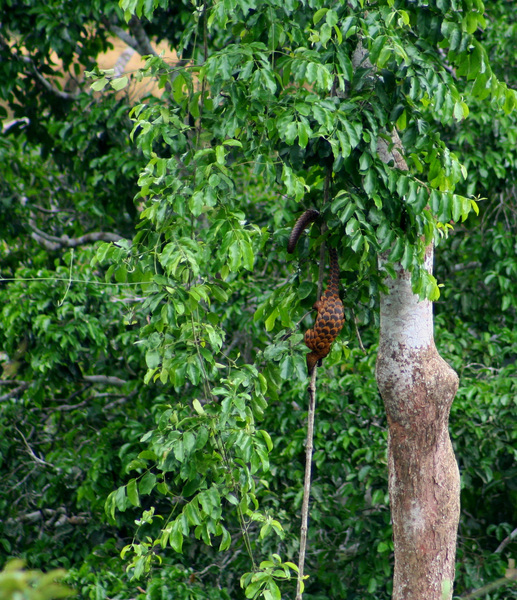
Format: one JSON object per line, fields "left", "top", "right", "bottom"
{"left": 129, "top": 17, "right": 158, "bottom": 57}
{"left": 296, "top": 367, "right": 318, "bottom": 599}
{"left": 459, "top": 572, "right": 517, "bottom": 599}
{"left": 354, "top": 314, "right": 366, "bottom": 353}
{"left": 15, "top": 427, "right": 60, "bottom": 471}
{"left": 296, "top": 166, "right": 335, "bottom": 597}
{"left": 82, "top": 375, "right": 128, "bottom": 387}
{"left": 58, "top": 248, "right": 74, "bottom": 306}
{"left": 104, "top": 393, "right": 136, "bottom": 411}
{"left": 0, "top": 382, "right": 29, "bottom": 402}
{"left": 16, "top": 54, "right": 78, "bottom": 100}
{"left": 28, "top": 220, "right": 126, "bottom": 248}
{"left": 108, "top": 25, "right": 140, "bottom": 53}
{"left": 495, "top": 528, "right": 517, "bottom": 554}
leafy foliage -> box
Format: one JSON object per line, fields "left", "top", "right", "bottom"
{"left": 0, "top": 560, "right": 73, "bottom": 600}
{"left": 2, "top": 0, "right": 517, "bottom": 599}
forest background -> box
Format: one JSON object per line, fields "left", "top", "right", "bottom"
{"left": 1, "top": 0, "right": 517, "bottom": 599}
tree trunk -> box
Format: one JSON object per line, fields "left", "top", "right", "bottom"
{"left": 376, "top": 247, "right": 460, "bottom": 600}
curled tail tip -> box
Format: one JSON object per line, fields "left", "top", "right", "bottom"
{"left": 287, "top": 209, "right": 320, "bottom": 253}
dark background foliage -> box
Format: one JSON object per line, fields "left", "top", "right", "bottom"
{"left": 1, "top": 1, "right": 517, "bottom": 599}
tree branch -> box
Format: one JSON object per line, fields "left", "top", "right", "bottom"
{"left": 459, "top": 566, "right": 517, "bottom": 599}
{"left": 29, "top": 220, "right": 127, "bottom": 249}
{"left": 0, "top": 382, "right": 29, "bottom": 401}
{"left": 17, "top": 54, "right": 78, "bottom": 100}
{"left": 15, "top": 427, "right": 61, "bottom": 471}
{"left": 296, "top": 367, "right": 318, "bottom": 600}
{"left": 450, "top": 261, "right": 482, "bottom": 273}
{"left": 495, "top": 528, "right": 517, "bottom": 554}
{"left": 114, "top": 46, "right": 136, "bottom": 77}
{"left": 129, "top": 17, "right": 158, "bottom": 57}
{"left": 82, "top": 375, "right": 128, "bottom": 387}
{"left": 109, "top": 25, "right": 141, "bottom": 53}
{"left": 104, "top": 16, "right": 157, "bottom": 57}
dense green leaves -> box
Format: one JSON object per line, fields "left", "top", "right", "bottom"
{"left": 99, "top": 0, "right": 517, "bottom": 595}
{"left": 2, "top": 0, "right": 517, "bottom": 599}
{"left": 0, "top": 560, "right": 74, "bottom": 600}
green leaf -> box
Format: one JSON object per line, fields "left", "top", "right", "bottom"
{"left": 370, "top": 35, "right": 387, "bottom": 65}
{"left": 215, "top": 145, "right": 225, "bottom": 165}
{"left": 183, "top": 431, "right": 196, "bottom": 455}
{"left": 172, "top": 72, "right": 186, "bottom": 103}
{"left": 228, "top": 241, "right": 241, "bottom": 271}
{"left": 389, "top": 237, "right": 404, "bottom": 262}
{"left": 298, "top": 121, "right": 310, "bottom": 148}
{"left": 139, "top": 472, "right": 157, "bottom": 495}
{"left": 90, "top": 77, "right": 108, "bottom": 91}
{"left": 169, "top": 520, "right": 184, "bottom": 553}
{"left": 363, "top": 170, "right": 377, "bottom": 195}
{"left": 400, "top": 243, "right": 414, "bottom": 270}
{"left": 279, "top": 355, "right": 293, "bottom": 380}
{"left": 339, "top": 201, "right": 356, "bottom": 224}
{"left": 285, "top": 120, "right": 298, "bottom": 145}
{"left": 326, "top": 9, "right": 338, "bottom": 27}
{"left": 265, "top": 307, "right": 279, "bottom": 331}
{"left": 146, "top": 349, "right": 161, "bottom": 369}
{"left": 313, "top": 8, "right": 328, "bottom": 24}
{"left": 240, "top": 239, "right": 255, "bottom": 271}
{"left": 245, "top": 580, "right": 263, "bottom": 598}
{"left": 345, "top": 217, "right": 359, "bottom": 236}
{"left": 503, "top": 89, "right": 517, "bottom": 114}
{"left": 266, "top": 580, "right": 281, "bottom": 600}
{"left": 320, "top": 23, "right": 332, "bottom": 47}
{"left": 111, "top": 76, "right": 129, "bottom": 91}
{"left": 219, "top": 526, "right": 231, "bottom": 551}
{"left": 451, "top": 194, "right": 462, "bottom": 222}
{"left": 114, "top": 486, "right": 128, "bottom": 512}
{"left": 193, "top": 426, "right": 208, "bottom": 450}
{"left": 127, "top": 479, "right": 140, "bottom": 507}
{"left": 396, "top": 109, "right": 407, "bottom": 130}
{"left": 472, "top": 71, "right": 491, "bottom": 100}
{"left": 270, "top": 23, "right": 284, "bottom": 49}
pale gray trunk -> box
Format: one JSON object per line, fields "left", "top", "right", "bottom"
{"left": 352, "top": 43, "right": 461, "bottom": 598}
{"left": 376, "top": 246, "right": 460, "bottom": 600}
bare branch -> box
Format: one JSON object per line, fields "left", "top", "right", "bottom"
{"left": 15, "top": 427, "right": 61, "bottom": 471}
{"left": 114, "top": 46, "right": 136, "bottom": 77}
{"left": 129, "top": 17, "right": 158, "bottom": 57}
{"left": 63, "top": 231, "right": 127, "bottom": 247}
{"left": 82, "top": 375, "right": 128, "bottom": 387}
{"left": 104, "top": 390, "right": 137, "bottom": 410}
{"left": 0, "top": 382, "right": 29, "bottom": 402}
{"left": 450, "top": 261, "right": 482, "bottom": 273}
{"left": 109, "top": 25, "right": 141, "bottom": 53}
{"left": 30, "top": 231, "right": 61, "bottom": 251}
{"left": 495, "top": 528, "right": 517, "bottom": 554}
{"left": 105, "top": 16, "right": 157, "bottom": 57}
{"left": 16, "top": 54, "right": 78, "bottom": 100}
{"left": 28, "top": 220, "right": 127, "bottom": 249}
{"left": 32, "top": 205, "right": 75, "bottom": 215}
{"left": 459, "top": 570, "right": 517, "bottom": 600}
{"left": 9, "top": 508, "right": 89, "bottom": 527}
{"left": 296, "top": 367, "right": 318, "bottom": 600}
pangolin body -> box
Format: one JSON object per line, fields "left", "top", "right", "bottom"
{"left": 288, "top": 210, "right": 345, "bottom": 374}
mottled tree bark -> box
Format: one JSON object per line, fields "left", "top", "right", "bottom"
{"left": 376, "top": 248, "right": 460, "bottom": 600}
{"left": 352, "top": 42, "right": 460, "bottom": 597}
